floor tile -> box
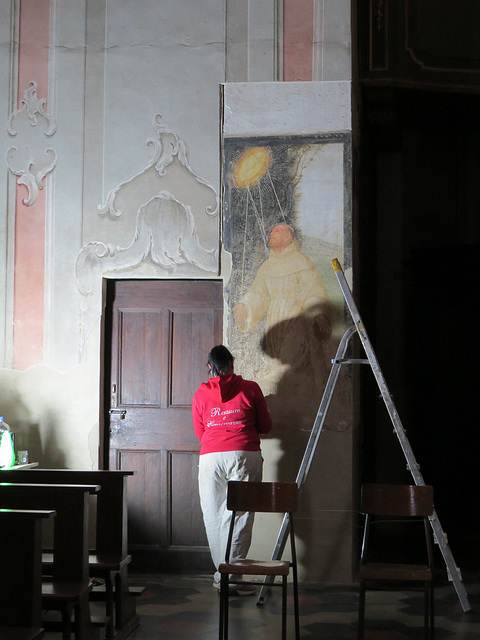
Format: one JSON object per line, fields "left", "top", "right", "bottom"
{"left": 42, "top": 573, "right": 480, "bottom": 639}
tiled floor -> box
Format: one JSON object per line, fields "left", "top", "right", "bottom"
{"left": 116, "top": 572, "right": 480, "bottom": 639}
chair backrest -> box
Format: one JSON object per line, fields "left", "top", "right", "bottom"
{"left": 227, "top": 481, "right": 298, "bottom": 513}
{"left": 361, "top": 484, "right": 434, "bottom": 517}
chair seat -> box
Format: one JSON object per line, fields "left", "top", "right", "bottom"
{"left": 42, "top": 579, "right": 93, "bottom": 602}
{"left": 359, "top": 562, "right": 432, "bottom": 582}
{"left": 219, "top": 559, "right": 291, "bottom": 576}
{"left": 43, "top": 551, "right": 132, "bottom": 573}
{"left": 88, "top": 552, "right": 132, "bottom": 573}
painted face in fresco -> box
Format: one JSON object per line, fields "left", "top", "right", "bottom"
{"left": 267, "top": 224, "right": 294, "bottom": 253}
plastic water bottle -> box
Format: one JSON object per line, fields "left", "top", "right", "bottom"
{"left": 0, "top": 416, "right": 15, "bottom": 469}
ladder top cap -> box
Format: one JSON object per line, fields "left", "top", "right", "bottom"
{"left": 331, "top": 258, "right": 342, "bottom": 272}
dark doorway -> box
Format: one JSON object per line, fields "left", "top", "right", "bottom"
{"left": 358, "top": 89, "right": 480, "bottom": 574}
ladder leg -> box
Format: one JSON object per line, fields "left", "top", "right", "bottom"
{"left": 429, "top": 511, "right": 470, "bottom": 612}
{"left": 256, "top": 326, "right": 356, "bottom": 607}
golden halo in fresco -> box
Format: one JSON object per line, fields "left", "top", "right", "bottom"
{"left": 233, "top": 146, "right": 270, "bottom": 189}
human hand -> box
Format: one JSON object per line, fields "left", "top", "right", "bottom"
{"left": 314, "top": 314, "right": 331, "bottom": 339}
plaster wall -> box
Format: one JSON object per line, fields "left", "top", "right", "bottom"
{"left": 222, "top": 81, "right": 355, "bottom": 583}
{"left": 0, "top": 0, "right": 353, "bottom": 583}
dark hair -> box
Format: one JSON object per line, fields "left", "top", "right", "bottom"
{"left": 207, "top": 345, "right": 234, "bottom": 377}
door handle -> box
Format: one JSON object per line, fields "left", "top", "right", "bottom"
{"left": 109, "top": 409, "right": 127, "bottom": 419}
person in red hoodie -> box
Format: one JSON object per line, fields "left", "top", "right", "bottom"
{"left": 192, "top": 344, "right": 272, "bottom": 593}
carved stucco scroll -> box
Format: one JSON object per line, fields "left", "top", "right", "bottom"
{"left": 6, "top": 81, "right": 57, "bottom": 206}
{"left": 75, "top": 114, "right": 219, "bottom": 297}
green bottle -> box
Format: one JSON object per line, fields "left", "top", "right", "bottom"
{"left": 0, "top": 416, "right": 15, "bottom": 469}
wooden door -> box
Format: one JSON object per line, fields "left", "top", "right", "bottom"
{"left": 106, "top": 279, "right": 223, "bottom": 571}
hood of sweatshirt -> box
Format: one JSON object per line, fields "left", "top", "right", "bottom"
{"left": 201, "top": 373, "right": 244, "bottom": 403}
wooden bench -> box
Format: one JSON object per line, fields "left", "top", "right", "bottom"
{"left": 0, "top": 483, "right": 102, "bottom": 640}
{"left": 0, "top": 508, "right": 55, "bottom": 640}
{"left": 1, "top": 470, "right": 141, "bottom": 640}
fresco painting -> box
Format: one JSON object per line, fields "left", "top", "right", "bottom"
{"left": 224, "top": 135, "right": 351, "bottom": 482}
{"left": 232, "top": 222, "right": 332, "bottom": 397}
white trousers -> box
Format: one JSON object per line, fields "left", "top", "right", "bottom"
{"left": 198, "top": 450, "right": 263, "bottom": 583}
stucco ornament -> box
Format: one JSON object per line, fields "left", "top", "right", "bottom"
{"left": 76, "top": 114, "right": 219, "bottom": 296}
{"left": 6, "top": 81, "right": 57, "bottom": 206}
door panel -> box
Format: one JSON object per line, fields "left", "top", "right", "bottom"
{"left": 107, "top": 280, "right": 223, "bottom": 570}
{"left": 119, "top": 450, "right": 164, "bottom": 546}
{"left": 119, "top": 310, "right": 168, "bottom": 406}
{"left": 170, "top": 451, "right": 206, "bottom": 546}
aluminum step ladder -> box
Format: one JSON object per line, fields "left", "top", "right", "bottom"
{"left": 257, "top": 258, "right": 470, "bottom": 612}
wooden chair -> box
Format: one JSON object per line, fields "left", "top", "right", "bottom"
{"left": 358, "top": 483, "right": 435, "bottom": 640}
{"left": 218, "top": 481, "right": 299, "bottom": 640}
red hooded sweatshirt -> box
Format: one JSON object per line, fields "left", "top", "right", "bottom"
{"left": 192, "top": 373, "right": 272, "bottom": 455}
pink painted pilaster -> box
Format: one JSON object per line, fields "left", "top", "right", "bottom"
{"left": 13, "top": 0, "right": 51, "bottom": 370}
{"left": 283, "top": 0, "right": 314, "bottom": 81}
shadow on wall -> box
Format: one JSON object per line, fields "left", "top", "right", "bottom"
{"left": 0, "top": 385, "right": 67, "bottom": 469}
{"left": 259, "top": 303, "right": 353, "bottom": 579}
{"left": 0, "top": 370, "right": 75, "bottom": 469}
{"left": 0, "top": 318, "right": 102, "bottom": 469}
{"left": 0, "top": 387, "right": 35, "bottom": 464}
{"left": 41, "top": 408, "right": 68, "bottom": 468}
{"left": 261, "top": 301, "right": 350, "bottom": 438}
